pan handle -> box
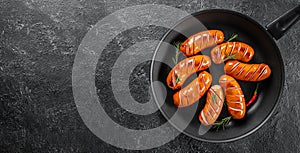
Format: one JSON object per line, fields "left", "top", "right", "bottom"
{"left": 266, "top": 5, "right": 300, "bottom": 40}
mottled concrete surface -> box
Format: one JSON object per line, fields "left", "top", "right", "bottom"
{"left": 1, "top": 0, "right": 300, "bottom": 152}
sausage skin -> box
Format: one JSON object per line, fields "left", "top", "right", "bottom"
{"left": 211, "top": 42, "right": 254, "bottom": 64}
{"left": 180, "top": 30, "right": 224, "bottom": 57}
{"left": 199, "top": 85, "right": 225, "bottom": 126}
{"left": 166, "top": 55, "right": 211, "bottom": 90}
{"left": 224, "top": 60, "right": 271, "bottom": 82}
{"left": 173, "top": 71, "right": 212, "bottom": 108}
{"left": 219, "top": 75, "right": 246, "bottom": 119}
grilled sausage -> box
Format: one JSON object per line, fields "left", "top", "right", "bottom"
{"left": 180, "top": 30, "right": 224, "bottom": 57}
{"left": 211, "top": 42, "right": 254, "bottom": 64}
{"left": 166, "top": 55, "right": 211, "bottom": 90}
{"left": 173, "top": 71, "right": 212, "bottom": 108}
{"left": 199, "top": 85, "right": 225, "bottom": 126}
{"left": 219, "top": 75, "right": 246, "bottom": 119}
{"left": 224, "top": 60, "right": 271, "bottom": 82}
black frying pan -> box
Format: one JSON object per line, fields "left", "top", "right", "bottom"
{"left": 151, "top": 5, "right": 300, "bottom": 142}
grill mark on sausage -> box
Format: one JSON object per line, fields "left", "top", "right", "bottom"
{"left": 191, "top": 58, "right": 196, "bottom": 72}
{"left": 192, "top": 90, "right": 196, "bottom": 99}
{"left": 171, "top": 71, "right": 177, "bottom": 87}
{"left": 201, "top": 74, "right": 206, "bottom": 90}
{"left": 200, "top": 34, "right": 204, "bottom": 52}
{"left": 230, "top": 62, "right": 240, "bottom": 73}
{"left": 237, "top": 42, "right": 242, "bottom": 57}
{"left": 195, "top": 36, "right": 201, "bottom": 54}
{"left": 219, "top": 79, "right": 234, "bottom": 84}
{"left": 227, "top": 101, "right": 244, "bottom": 104}
{"left": 236, "top": 64, "right": 246, "bottom": 76}
{"left": 228, "top": 43, "right": 233, "bottom": 56}
{"left": 217, "top": 46, "right": 222, "bottom": 60}
{"left": 178, "top": 61, "right": 184, "bottom": 73}
{"left": 202, "top": 34, "right": 207, "bottom": 49}
{"left": 200, "top": 111, "right": 209, "bottom": 125}
{"left": 214, "top": 31, "right": 218, "bottom": 43}
{"left": 206, "top": 105, "right": 214, "bottom": 118}
{"left": 185, "top": 59, "right": 189, "bottom": 74}
{"left": 226, "top": 86, "right": 241, "bottom": 91}
{"left": 208, "top": 101, "right": 217, "bottom": 115}
{"left": 242, "top": 46, "right": 249, "bottom": 59}
{"left": 243, "top": 64, "right": 254, "bottom": 79}
{"left": 228, "top": 106, "right": 243, "bottom": 112}
{"left": 185, "top": 58, "right": 194, "bottom": 74}
{"left": 206, "top": 33, "right": 210, "bottom": 48}
{"left": 192, "top": 35, "right": 196, "bottom": 55}
{"left": 196, "top": 81, "right": 201, "bottom": 96}
{"left": 256, "top": 65, "right": 268, "bottom": 81}
{"left": 229, "top": 42, "right": 236, "bottom": 56}
{"left": 197, "top": 56, "right": 204, "bottom": 70}
{"left": 202, "top": 34, "right": 206, "bottom": 49}
{"left": 183, "top": 90, "right": 189, "bottom": 106}
{"left": 178, "top": 90, "right": 182, "bottom": 106}
{"left": 223, "top": 43, "right": 229, "bottom": 58}
{"left": 199, "top": 35, "right": 203, "bottom": 53}
{"left": 189, "top": 40, "right": 193, "bottom": 56}
{"left": 186, "top": 41, "right": 190, "bottom": 56}
{"left": 226, "top": 94, "right": 244, "bottom": 98}
{"left": 185, "top": 43, "right": 189, "bottom": 56}
{"left": 210, "top": 89, "right": 222, "bottom": 107}
{"left": 249, "top": 64, "right": 262, "bottom": 81}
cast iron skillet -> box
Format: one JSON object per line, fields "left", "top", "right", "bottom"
{"left": 151, "top": 5, "right": 300, "bottom": 142}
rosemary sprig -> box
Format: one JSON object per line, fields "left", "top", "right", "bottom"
{"left": 172, "top": 42, "right": 182, "bottom": 65}
{"left": 212, "top": 116, "right": 231, "bottom": 131}
{"left": 227, "top": 34, "right": 238, "bottom": 42}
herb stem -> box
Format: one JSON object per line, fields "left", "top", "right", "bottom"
{"left": 173, "top": 42, "right": 182, "bottom": 64}
{"left": 212, "top": 116, "right": 231, "bottom": 131}
{"left": 175, "top": 76, "right": 180, "bottom": 84}
{"left": 223, "top": 53, "right": 237, "bottom": 61}
{"left": 227, "top": 34, "right": 238, "bottom": 42}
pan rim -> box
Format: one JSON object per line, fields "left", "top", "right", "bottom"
{"left": 150, "top": 8, "right": 285, "bottom": 143}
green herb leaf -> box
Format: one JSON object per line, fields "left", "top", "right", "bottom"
{"left": 212, "top": 116, "right": 231, "bottom": 131}
{"left": 174, "top": 41, "right": 182, "bottom": 49}
{"left": 224, "top": 53, "right": 237, "bottom": 61}
{"left": 211, "top": 95, "right": 217, "bottom": 104}
{"left": 227, "top": 34, "right": 238, "bottom": 42}
{"left": 175, "top": 76, "right": 180, "bottom": 84}
{"left": 172, "top": 42, "right": 182, "bottom": 65}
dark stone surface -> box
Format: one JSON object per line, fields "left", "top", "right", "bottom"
{"left": 1, "top": 0, "right": 300, "bottom": 152}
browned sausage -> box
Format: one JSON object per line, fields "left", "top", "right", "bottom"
{"left": 224, "top": 60, "right": 271, "bottom": 81}
{"left": 211, "top": 42, "right": 254, "bottom": 64}
{"left": 219, "top": 75, "right": 246, "bottom": 119}
{"left": 173, "top": 71, "right": 212, "bottom": 108}
{"left": 180, "top": 30, "right": 224, "bottom": 57}
{"left": 199, "top": 85, "right": 225, "bottom": 126}
{"left": 166, "top": 55, "right": 211, "bottom": 90}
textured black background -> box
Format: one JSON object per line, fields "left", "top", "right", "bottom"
{"left": 1, "top": 0, "right": 300, "bottom": 152}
